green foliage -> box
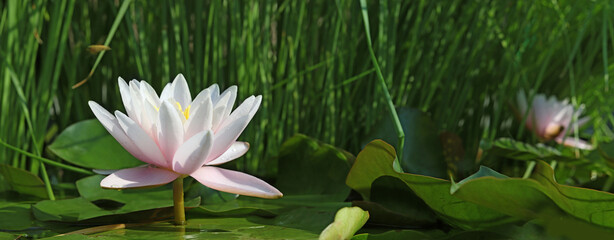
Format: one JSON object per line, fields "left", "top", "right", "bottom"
{"left": 452, "top": 161, "right": 614, "bottom": 230}
{"left": 0, "top": 164, "right": 48, "bottom": 199}
{"left": 3, "top": 0, "right": 614, "bottom": 238}
{"left": 275, "top": 134, "right": 354, "bottom": 201}
{"left": 482, "top": 138, "right": 577, "bottom": 162}
{"left": 346, "top": 140, "right": 517, "bottom": 229}
{"left": 48, "top": 120, "right": 143, "bottom": 169}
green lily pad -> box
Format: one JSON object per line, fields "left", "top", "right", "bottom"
{"left": 33, "top": 175, "right": 200, "bottom": 222}
{"left": 351, "top": 230, "right": 433, "bottom": 240}
{"left": 0, "top": 202, "right": 33, "bottom": 231}
{"left": 364, "top": 107, "right": 447, "bottom": 178}
{"left": 0, "top": 164, "right": 48, "bottom": 199}
{"left": 346, "top": 140, "right": 517, "bottom": 229}
{"left": 44, "top": 217, "right": 320, "bottom": 239}
{"left": 275, "top": 134, "right": 354, "bottom": 201}
{"left": 357, "top": 175, "right": 437, "bottom": 227}
{"left": 452, "top": 160, "right": 614, "bottom": 230}
{"left": 48, "top": 119, "right": 143, "bottom": 170}
{"left": 319, "top": 207, "right": 369, "bottom": 240}
{"left": 481, "top": 138, "right": 577, "bottom": 162}
{"left": 32, "top": 196, "right": 200, "bottom": 223}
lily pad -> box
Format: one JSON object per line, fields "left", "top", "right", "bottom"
{"left": 45, "top": 217, "right": 320, "bottom": 239}
{"left": 0, "top": 164, "right": 48, "bottom": 199}
{"left": 346, "top": 140, "right": 517, "bottom": 229}
{"left": 48, "top": 119, "right": 143, "bottom": 170}
{"left": 275, "top": 134, "right": 354, "bottom": 201}
{"left": 33, "top": 175, "right": 200, "bottom": 222}
{"left": 0, "top": 202, "right": 33, "bottom": 231}
{"left": 351, "top": 230, "right": 433, "bottom": 240}
{"left": 356, "top": 175, "right": 437, "bottom": 227}
{"left": 452, "top": 160, "right": 614, "bottom": 230}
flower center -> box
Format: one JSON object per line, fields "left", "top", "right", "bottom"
{"left": 175, "top": 102, "right": 191, "bottom": 120}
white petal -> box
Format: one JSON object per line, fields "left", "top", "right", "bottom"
{"left": 211, "top": 103, "right": 227, "bottom": 131}
{"left": 118, "top": 78, "right": 136, "bottom": 120}
{"left": 172, "top": 74, "right": 191, "bottom": 108}
{"left": 206, "top": 142, "right": 249, "bottom": 165}
{"left": 160, "top": 82, "right": 174, "bottom": 101}
{"left": 157, "top": 101, "right": 185, "bottom": 162}
{"left": 191, "top": 88, "right": 211, "bottom": 112}
{"left": 172, "top": 130, "right": 214, "bottom": 174}
{"left": 128, "top": 81, "right": 144, "bottom": 124}
{"left": 208, "top": 96, "right": 261, "bottom": 160}
{"left": 139, "top": 80, "right": 161, "bottom": 108}
{"left": 185, "top": 97, "right": 213, "bottom": 140}
{"left": 207, "top": 84, "right": 221, "bottom": 103}
{"left": 88, "top": 101, "right": 144, "bottom": 161}
{"left": 190, "top": 166, "right": 282, "bottom": 199}
{"left": 141, "top": 100, "right": 159, "bottom": 140}
{"left": 115, "top": 111, "right": 168, "bottom": 168}
{"left": 101, "top": 166, "right": 179, "bottom": 189}
{"left": 219, "top": 86, "right": 238, "bottom": 120}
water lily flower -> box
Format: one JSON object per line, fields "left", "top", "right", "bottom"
{"left": 516, "top": 91, "right": 593, "bottom": 150}
{"left": 88, "top": 74, "right": 282, "bottom": 199}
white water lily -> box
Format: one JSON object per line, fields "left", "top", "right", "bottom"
{"left": 88, "top": 74, "right": 282, "bottom": 199}
{"left": 516, "top": 91, "right": 593, "bottom": 150}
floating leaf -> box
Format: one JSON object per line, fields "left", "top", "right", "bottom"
{"left": 33, "top": 175, "right": 200, "bottom": 222}
{"left": 354, "top": 176, "right": 437, "bottom": 228}
{"left": 481, "top": 138, "right": 577, "bottom": 162}
{"left": 33, "top": 196, "right": 200, "bottom": 223}
{"left": 319, "top": 207, "right": 369, "bottom": 240}
{"left": 452, "top": 160, "right": 614, "bottom": 230}
{"left": 48, "top": 120, "right": 143, "bottom": 170}
{"left": 0, "top": 202, "right": 33, "bottom": 231}
{"left": 47, "top": 217, "right": 320, "bottom": 239}
{"left": 346, "top": 140, "right": 517, "bottom": 229}
{"left": 351, "top": 230, "right": 434, "bottom": 240}
{"left": 364, "top": 107, "right": 447, "bottom": 178}
{"left": 276, "top": 134, "right": 354, "bottom": 201}
{"left": 0, "top": 164, "right": 48, "bottom": 199}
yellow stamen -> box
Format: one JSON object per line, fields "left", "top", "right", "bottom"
{"left": 174, "top": 102, "right": 191, "bottom": 119}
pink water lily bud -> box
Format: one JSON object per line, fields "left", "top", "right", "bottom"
{"left": 516, "top": 91, "right": 593, "bottom": 150}
{"left": 88, "top": 74, "right": 282, "bottom": 199}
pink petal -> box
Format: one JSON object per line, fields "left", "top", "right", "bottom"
{"left": 206, "top": 141, "right": 249, "bottom": 165}
{"left": 88, "top": 101, "right": 145, "bottom": 161}
{"left": 115, "top": 111, "right": 169, "bottom": 168}
{"left": 157, "top": 101, "right": 184, "bottom": 161}
{"left": 172, "top": 130, "right": 214, "bottom": 175}
{"left": 101, "top": 166, "right": 179, "bottom": 189}
{"left": 190, "top": 166, "right": 282, "bottom": 199}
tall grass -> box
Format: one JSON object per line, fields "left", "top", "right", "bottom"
{"left": 1, "top": 0, "right": 613, "bottom": 185}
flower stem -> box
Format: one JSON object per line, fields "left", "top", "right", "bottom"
{"left": 173, "top": 177, "right": 186, "bottom": 225}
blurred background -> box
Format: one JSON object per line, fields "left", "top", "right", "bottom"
{"left": 1, "top": 0, "right": 613, "bottom": 184}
